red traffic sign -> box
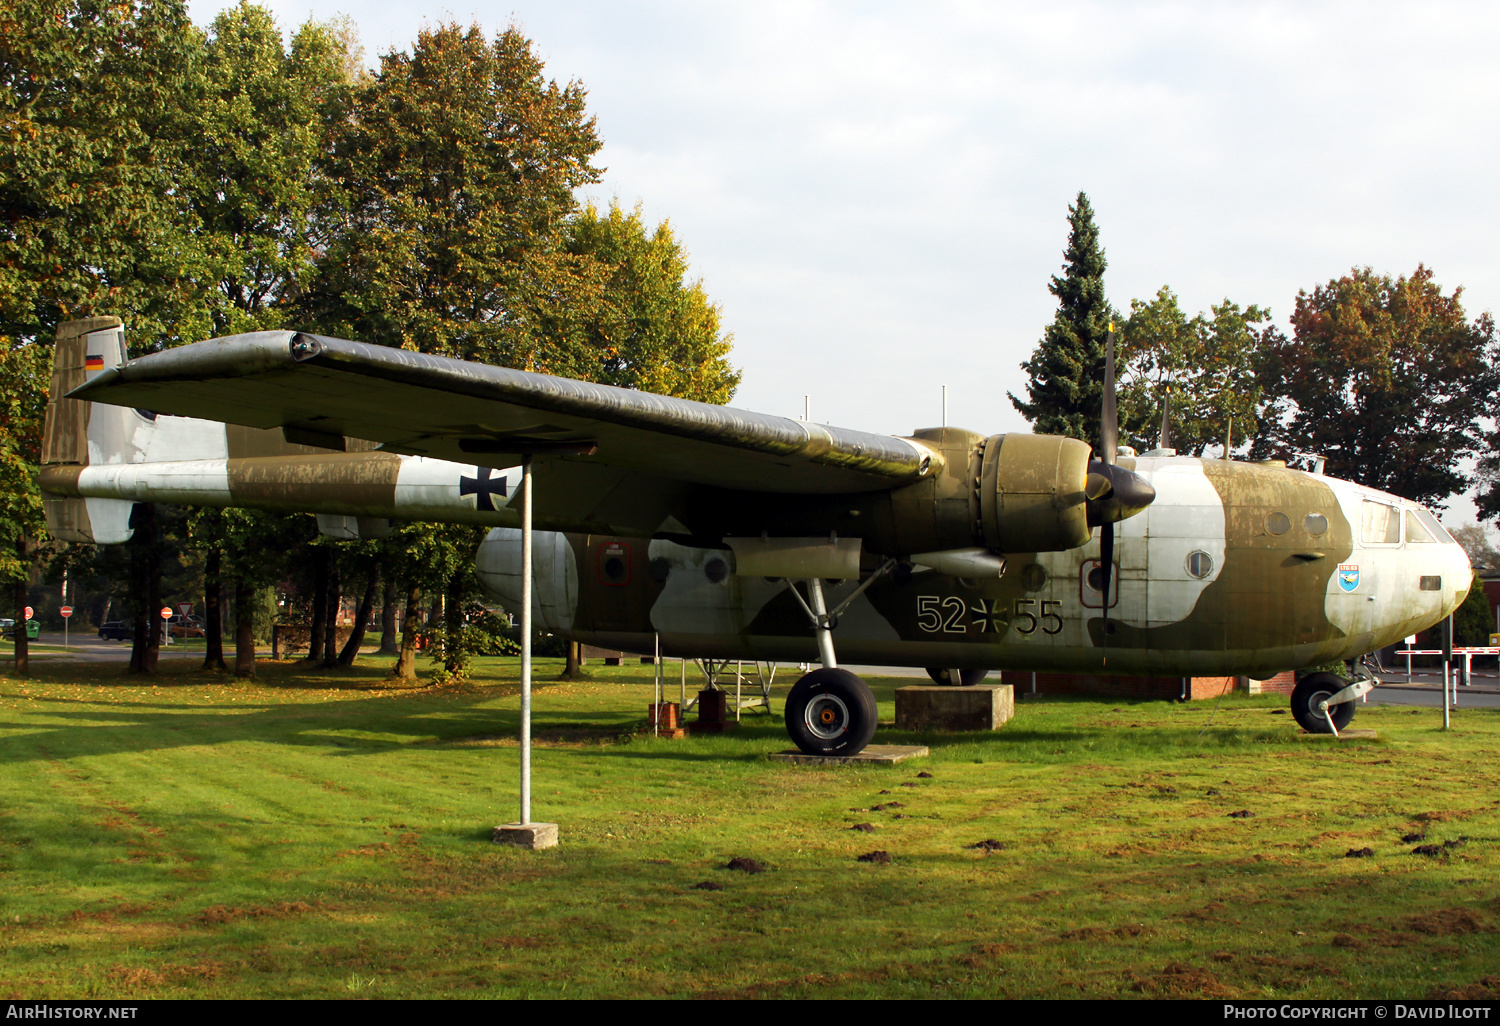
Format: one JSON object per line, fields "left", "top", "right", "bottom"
{"left": 60, "top": 606, "right": 73, "bottom": 618}
{"left": 160, "top": 606, "right": 173, "bottom": 620}
{"left": 178, "top": 602, "right": 192, "bottom": 615}
{"left": 24, "top": 606, "right": 33, "bottom": 620}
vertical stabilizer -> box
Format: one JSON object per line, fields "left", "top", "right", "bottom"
{"left": 42, "top": 318, "right": 138, "bottom": 543}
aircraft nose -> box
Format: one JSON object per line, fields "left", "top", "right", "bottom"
{"left": 1085, "top": 461, "right": 1156, "bottom": 526}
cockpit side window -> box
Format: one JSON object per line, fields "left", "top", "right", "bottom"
{"left": 1360, "top": 500, "right": 1401, "bottom": 545}
{"left": 1412, "top": 507, "right": 1455, "bottom": 544}
{"left": 1405, "top": 510, "right": 1436, "bottom": 544}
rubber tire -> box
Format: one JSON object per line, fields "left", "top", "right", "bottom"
{"left": 924, "top": 667, "right": 989, "bottom": 687}
{"left": 785, "top": 668, "right": 879, "bottom": 756}
{"left": 1291, "top": 672, "right": 1356, "bottom": 734}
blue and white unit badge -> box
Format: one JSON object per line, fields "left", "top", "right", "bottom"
{"left": 1338, "top": 564, "right": 1360, "bottom": 593}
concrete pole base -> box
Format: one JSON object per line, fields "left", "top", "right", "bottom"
{"left": 492, "top": 822, "right": 559, "bottom": 849}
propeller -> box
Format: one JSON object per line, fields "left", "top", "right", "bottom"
{"left": 1081, "top": 323, "right": 1155, "bottom": 663}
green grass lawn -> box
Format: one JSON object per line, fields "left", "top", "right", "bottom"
{"left": 1, "top": 655, "right": 1497, "bottom": 999}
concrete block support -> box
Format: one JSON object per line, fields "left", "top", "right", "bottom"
{"left": 493, "top": 822, "right": 559, "bottom": 850}
{"left": 895, "top": 684, "right": 1014, "bottom": 732}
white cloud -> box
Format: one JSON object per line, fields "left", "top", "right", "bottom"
{"left": 187, "top": 0, "right": 1500, "bottom": 451}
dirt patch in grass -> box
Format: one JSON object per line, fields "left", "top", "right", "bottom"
{"left": 957, "top": 941, "right": 1017, "bottom": 968}
{"left": 1128, "top": 961, "right": 1239, "bottom": 998}
{"left": 1405, "top": 908, "right": 1489, "bottom": 936}
{"left": 440, "top": 728, "right": 625, "bottom": 748}
{"left": 197, "top": 901, "right": 322, "bottom": 926}
{"left": 480, "top": 935, "right": 549, "bottom": 949}
{"left": 723, "top": 857, "right": 764, "bottom": 874}
{"left": 67, "top": 902, "right": 155, "bottom": 923}
{"left": 1430, "top": 977, "right": 1500, "bottom": 1000}
{"left": 1062, "top": 924, "right": 1154, "bottom": 941}
{"left": 1173, "top": 901, "right": 1227, "bottom": 921}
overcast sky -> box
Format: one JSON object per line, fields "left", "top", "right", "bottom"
{"left": 186, "top": 0, "right": 1500, "bottom": 519}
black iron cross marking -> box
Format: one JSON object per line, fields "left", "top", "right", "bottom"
{"left": 970, "top": 599, "right": 1005, "bottom": 633}
{"left": 459, "top": 467, "right": 508, "bottom": 512}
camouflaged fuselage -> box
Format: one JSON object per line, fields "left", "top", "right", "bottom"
{"left": 476, "top": 455, "right": 1470, "bottom": 678}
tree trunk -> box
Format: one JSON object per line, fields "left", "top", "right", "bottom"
{"left": 233, "top": 579, "right": 255, "bottom": 677}
{"left": 377, "top": 577, "right": 399, "bottom": 655}
{"left": 321, "top": 561, "right": 340, "bottom": 668}
{"left": 306, "top": 548, "right": 327, "bottom": 662}
{"left": 128, "top": 503, "right": 159, "bottom": 674}
{"left": 443, "top": 572, "right": 464, "bottom": 676}
{"left": 337, "top": 574, "right": 378, "bottom": 666}
{"left": 145, "top": 512, "right": 161, "bottom": 673}
{"left": 394, "top": 585, "right": 422, "bottom": 681}
{"left": 202, "top": 545, "right": 227, "bottom": 671}
{"left": 11, "top": 538, "right": 28, "bottom": 678}
{"left": 564, "top": 640, "right": 581, "bottom": 679}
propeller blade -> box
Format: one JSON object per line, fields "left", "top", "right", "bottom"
{"left": 1099, "top": 519, "right": 1114, "bottom": 666}
{"left": 1100, "top": 324, "right": 1118, "bottom": 466}
{"left": 1158, "top": 387, "right": 1172, "bottom": 452}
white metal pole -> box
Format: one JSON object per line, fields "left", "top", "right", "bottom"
{"left": 804, "top": 395, "right": 810, "bottom": 422}
{"left": 520, "top": 455, "right": 533, "bottom": 825}
{"left": 653, "top": 632, "right": 661, "bottom": 737}
{"left": 942, "top": 384, "right": 947, "bottom": 428}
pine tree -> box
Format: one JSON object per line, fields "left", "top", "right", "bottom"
{"left": 1009, "top": 192, "right": 1116, "bottom": 445}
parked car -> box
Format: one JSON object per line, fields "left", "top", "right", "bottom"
{"left": 98, "top": 621, "right": 135, "bottom": 641}
{"left": 168, "top": 615, "right": 205, "bottom": 638}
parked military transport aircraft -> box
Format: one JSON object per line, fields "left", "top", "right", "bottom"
{"left": 38, "top": 319, "right": 1471, "bottom": 755}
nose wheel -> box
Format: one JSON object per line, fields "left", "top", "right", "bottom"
{"left": 785, "top": 667, "right": 878, "bottom": 755}
{"left": 1290, "top": 672, "right": 1358, "bottom": 734}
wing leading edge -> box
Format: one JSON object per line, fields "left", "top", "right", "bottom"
{"left": 71, "top": 332, "right": 937, "bottom": 495}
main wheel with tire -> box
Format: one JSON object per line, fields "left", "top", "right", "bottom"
{"left": 1291, "top": 672, "right": 1356, "bottom": 733}
{"left": 924, "top": 667, "right": 989, "bottom": 687}
{"left": 785, "top": 668, "right": 879, "bottom": 756}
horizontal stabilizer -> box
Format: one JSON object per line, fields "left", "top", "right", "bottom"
{"left": 42, "top": 495, "right": 135, "bottom": 544}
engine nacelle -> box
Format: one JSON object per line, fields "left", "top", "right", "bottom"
{"left": 879, "top": 429, "right": 1093, "bottom": 557}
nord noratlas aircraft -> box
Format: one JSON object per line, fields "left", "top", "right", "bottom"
{"left": 38, "top": 318, "right": 1471, "bottom": 755}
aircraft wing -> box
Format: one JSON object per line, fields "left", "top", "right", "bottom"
{"left": 69, "top": 332, "right": 936, "bottom": 495}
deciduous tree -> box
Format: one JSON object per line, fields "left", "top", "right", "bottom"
{"left": 1257, "top": 266, "right": 1494, "bottom": 507}
{"left": 1118, "top": 288, "right": 1271, "bottom": 457}
{"left": 561, "top": 202, "right": 739, "bottom": 403}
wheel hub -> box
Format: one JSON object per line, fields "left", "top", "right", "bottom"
{"left": 804, "top": 692, "right": 849, "bottom": 740}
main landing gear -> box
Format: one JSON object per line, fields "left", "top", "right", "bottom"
{"left": 780, "top": 570, "right": 891, "bottom": 756}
